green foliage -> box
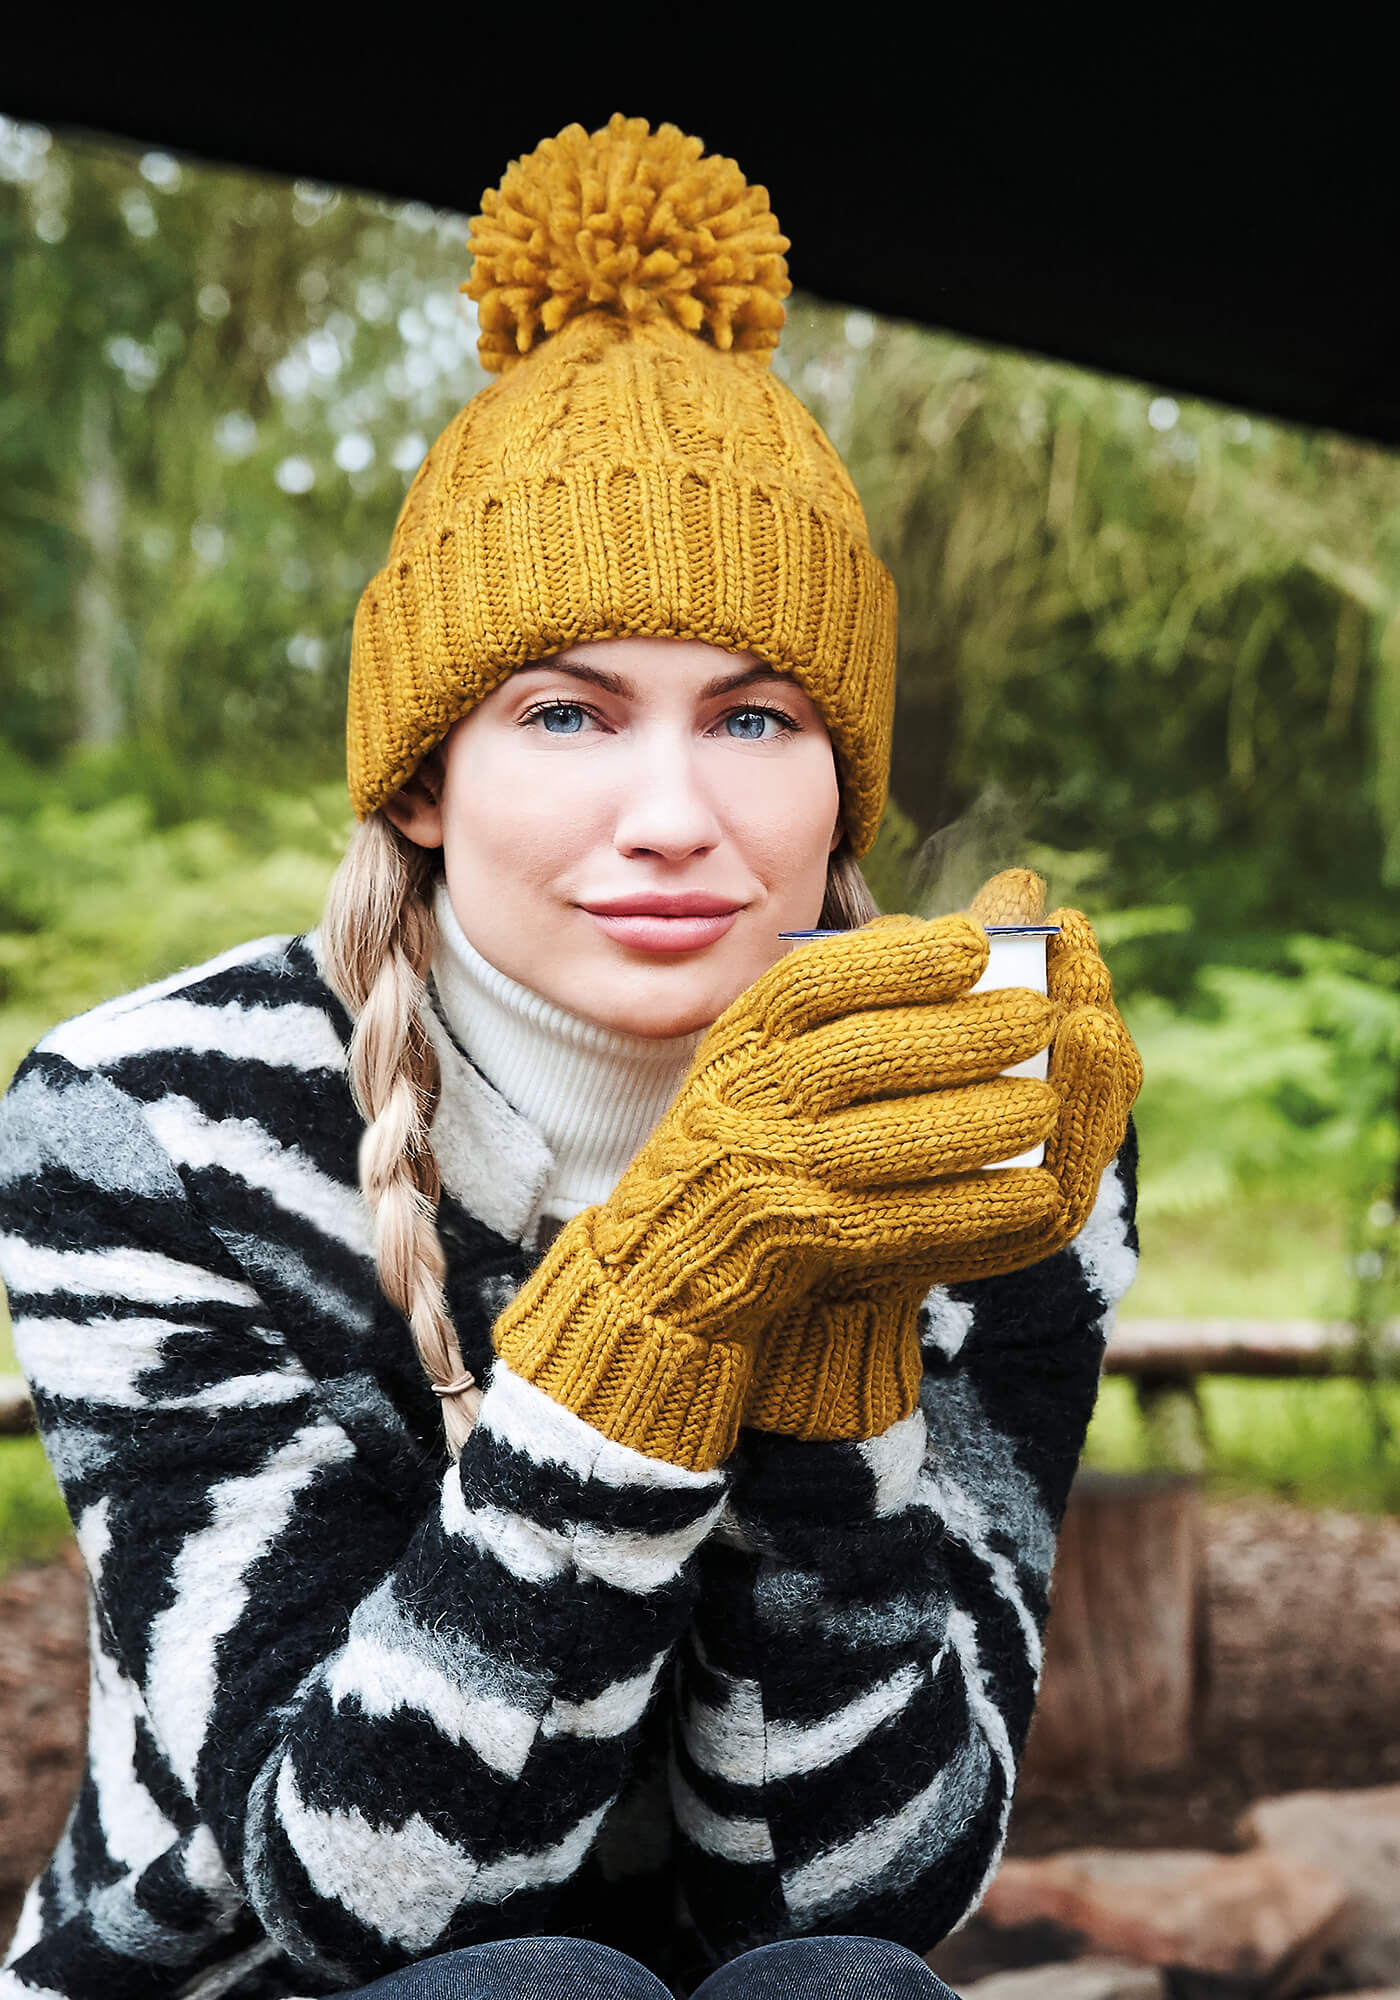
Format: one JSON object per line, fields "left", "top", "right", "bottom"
{"left": 0, "top": 1437, "right": 71, "bottom": 1577}
{"left": 1, "top": 121, "right": 488, "bottom": 780}
{"left": 862, "top": 798, "right": 923, "bottom": 915}
{"left": 1124, "top": 936, "right": 1400, "bottom": 1222}
{"left": 0, "top": 764, "right": 348, "bottom": 1088}
{"left": 1127, "top": 1202, "right": 1349, "bottom": 1320}
{"left": 778, "top": 306, "right": 1400, "bottom": 995}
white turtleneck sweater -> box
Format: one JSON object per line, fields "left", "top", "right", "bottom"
{"left": 430, "top": 884, "right": 705, "bottom": 1229}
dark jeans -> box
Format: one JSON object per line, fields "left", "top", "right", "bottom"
{"left": 344, "top": 1933, "right": 957, "bottom": 1998}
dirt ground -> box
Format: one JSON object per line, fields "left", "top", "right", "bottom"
{"left": 3, "top": 1501, "right": 1399, "bottom": 1958}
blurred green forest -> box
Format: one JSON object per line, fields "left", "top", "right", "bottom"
{"left": 3, "top": 115, "right": 1400, "bottom": 1529}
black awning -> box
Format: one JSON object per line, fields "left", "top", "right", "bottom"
{"left": 5, "top": 41, "right": 1394, "bottom": 444}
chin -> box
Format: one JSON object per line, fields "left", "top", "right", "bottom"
{"left": 584, "top": 977, "right": 729, "bottom": 1042}
{"left": 569, "top": 948, "right": 770, "bottom": 1041}
{"left": 615, "top": 1000, "right": 719, "bottom": 1040}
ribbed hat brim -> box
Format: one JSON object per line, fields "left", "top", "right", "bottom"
{"left": 348, "top": 462, "right": 896, "bottom": 854}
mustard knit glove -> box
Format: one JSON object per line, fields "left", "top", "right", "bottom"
{"left": 742, "top": 871, "right": 1143, "bottom": 1442}
{"left": 492, "top": 914, "right": 1062, "bottom": 1470}
{"left": 961, "top": 867, "right": 1143, "bottom": 1271}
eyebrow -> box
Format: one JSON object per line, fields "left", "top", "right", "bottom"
{"left": 513, "top": 658, "right": 795, "bottom": 701}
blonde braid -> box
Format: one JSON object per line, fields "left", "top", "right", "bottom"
{"left": 320, "top": 814, "right": 481, "bottom": 1456}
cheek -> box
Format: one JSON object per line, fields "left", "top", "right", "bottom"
{"left": 446, "top": 805, "right": 572, "bottom": 899}
{"left": 720, "top": 749, "right": 840, "bottom": 876}
{"left": 439, "top": 735, "right": 608, "bottom": 891}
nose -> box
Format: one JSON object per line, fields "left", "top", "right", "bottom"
{"left": 610, "top": 728, "right": 724, "bottom": 861}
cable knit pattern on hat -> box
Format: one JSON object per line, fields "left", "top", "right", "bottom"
{"left": 430, "top": 882, "right": 702, "bottom": 1229}
{"left": 346, "top": 116, "right": 897, "bottom": 852}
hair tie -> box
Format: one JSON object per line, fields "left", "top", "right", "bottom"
{"left": 431, "top": 1371, "right": 477, "bottom": 1398}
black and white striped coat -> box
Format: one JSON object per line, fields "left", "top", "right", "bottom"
{"left": 0, "top": 932, "right": 1138, "bottom": 1999}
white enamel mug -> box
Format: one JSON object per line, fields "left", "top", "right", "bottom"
{"left": 974, "top": 924, "right": 1059, "bottom": 1168}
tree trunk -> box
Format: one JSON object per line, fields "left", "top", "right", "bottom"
{"left": 1020, "top": 1469, "right": 1208, "bottom": 1791}
{"left": 74, "top": 391, "right": 123, "bottom": 748}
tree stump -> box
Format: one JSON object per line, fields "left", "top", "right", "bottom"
{"left": 1020, "top": 1469, "right": 1208, "bottom": 1790}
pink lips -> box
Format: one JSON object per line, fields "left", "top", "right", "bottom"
{"left": 580, "top": 893, "right": 744, "bottom": 955}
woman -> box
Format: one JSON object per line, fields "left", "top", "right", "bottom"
{"left": 0, "top": 117, "right": 1141, "bottom": 2000}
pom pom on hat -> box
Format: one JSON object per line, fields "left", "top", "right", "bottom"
{"left": 464, "top": 113, "right": 792, "bottom": 374}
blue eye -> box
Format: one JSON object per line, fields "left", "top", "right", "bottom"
{"left": 726, "top": 708, "right": 776, "bottom": 741}
{"left": 534, "top": 703, "right": 586, "bottom": 735}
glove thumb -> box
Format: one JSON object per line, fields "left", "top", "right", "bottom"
{"left": 966, "top": 868, "right": 1048, "bottom": 925}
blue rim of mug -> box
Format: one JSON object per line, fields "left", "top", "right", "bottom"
{"left": 778, "top": 924, "right": 1062, "bottom": 939}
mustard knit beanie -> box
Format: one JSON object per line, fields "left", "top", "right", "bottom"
{"left": 346, "top": 114, "right": 898, "bottom": 856}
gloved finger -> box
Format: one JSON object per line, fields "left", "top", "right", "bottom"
{"left": 755, "top": 913, "right": 991, "bottom": 1037}
{"left": 1048, "top": 1005, "right": 1141, "bottom": 1116}
{"left": 1050, "top": 950, "right": 1115, "bottom": 1014}
{"left": 928, "top": 1215, "right": 1067, "bottom": 1285}
{"left": 1123, "top": 1027, "right": 1144, "bottom": 1107}
{"left": 785, "top": 988, "right": 1058, "bottom": 1113}
{"left": 825, "top": 1165, "right": 1061, "bottom": 1263}
{"left": 1043, "top": 1010, "right": 1134, "bottom": 1215}
{"left": 1045, "top": 910, "right": 1141, "bottom": 1117}
{"left": 966, "top": 868, "right": 1048, "bottom": 924}
{"left": 815, "top": 1078, "right": 1058, "bottom": 1187}
{"left": 1047, "top": 907, "right": 1101, "bottom": 958}
{"left": 1046, "top": 908, "right": 1115, "bottom": 1012}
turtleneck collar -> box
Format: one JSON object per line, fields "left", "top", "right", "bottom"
{"left": 429, "top": 883, "right": 704, "bottom": 1226}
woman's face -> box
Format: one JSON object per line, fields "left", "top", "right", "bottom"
{"left": 383, "top": 637, "right": 842, "bottom": 1037}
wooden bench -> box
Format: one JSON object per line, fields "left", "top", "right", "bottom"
{"left": 1102, "top": 1316, "right": 1400, "bottom": 1380}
